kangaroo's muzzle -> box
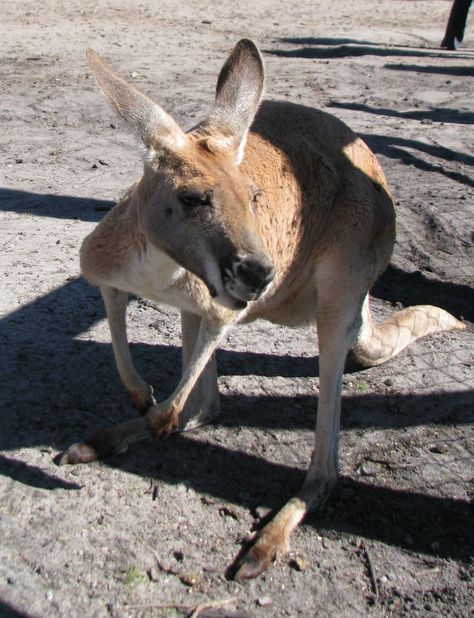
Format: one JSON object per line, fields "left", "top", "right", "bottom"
{"left": 223, "top": 254, "right": 275, "bottom": 303}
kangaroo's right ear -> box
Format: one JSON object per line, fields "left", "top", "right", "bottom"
{"left": 86, "top": 49, "right": 186, "bottom": 154}
{"left": 208, "top": 39, "right": 265, "bottom": 160}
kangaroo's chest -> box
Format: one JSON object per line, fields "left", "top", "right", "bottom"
{"left": 106, "top": 245, "right": 201, "bottom": 313}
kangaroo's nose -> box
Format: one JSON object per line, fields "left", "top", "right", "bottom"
{"left": 235, "top": 256, "right": 275, "bottom": 292}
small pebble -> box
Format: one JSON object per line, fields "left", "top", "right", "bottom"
{"left": 179, "top": 573, "right": 197, "bottom": 587}
{"left": 255, "top": 505, "right": 272, "bottom": 519}
{"left": 147, "top": 566, "right": 160, "bottom": 581}
{"left": 256, "top": 596, "right": 272, "bottom": 607}
{"left": 219, "top": 505, "right": 239, "bottom": 520}
{"left": 357, "top": 462, "right": 378, "bottom": 476}
{"left": 429, "top": 443, "right": 448, "bottom": 454}
{"left": 288, "top": 555, "right": 308, "bottom": 572}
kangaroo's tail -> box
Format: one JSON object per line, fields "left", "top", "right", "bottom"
{"left": 348, "top": 295, "right": 465, "bottom": 369}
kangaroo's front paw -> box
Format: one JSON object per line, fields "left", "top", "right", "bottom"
{"left": 127, "top": 384, "right": 156, "bottom": 415}
{"left": 145, "top": 405, "right": 180, "bottom": 439}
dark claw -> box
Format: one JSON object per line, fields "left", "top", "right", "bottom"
{"left": 128, "top": 388, "right": 155, "bottom": 415}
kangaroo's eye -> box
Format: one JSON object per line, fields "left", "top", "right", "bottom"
{"left": 178, "top": 190, "right": 213, "bottom": 209}
{"left": 251, "top": 188, "right": 262, "bottom": 212}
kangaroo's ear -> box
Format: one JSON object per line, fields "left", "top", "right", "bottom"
{"left": 86, "top": 49, "right": 186, "bottom": 154}
{"left": 208, "top": 40, "right": 264, "bottom": 161}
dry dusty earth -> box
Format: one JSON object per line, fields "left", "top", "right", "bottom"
{"left": 1, "top": 1, "right": 473, "bottom": 616}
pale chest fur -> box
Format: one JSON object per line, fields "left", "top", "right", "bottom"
{"left": 99, "top": 244, "right": 206, "bottom": 315}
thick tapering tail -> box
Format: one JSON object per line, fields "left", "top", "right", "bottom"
{"left": 348, "top": 296, "right": 465, "bottom": 369}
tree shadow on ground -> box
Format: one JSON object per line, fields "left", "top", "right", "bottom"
{"left": 359, "top": 132, "right": 474, "bottom": 189}
{"left": 385, "top": 63, "right": 474, "bottom": 77}
{"left": 265, "top": 37, "right": 474, "bottom": 60}
{"left": 0, "top": 271, "right": 471, "bottom": 443}
{"left": 3, "top": 421, "right": 471, "bottom": 564}
{"left": 0, "top": 600, "right": 32, "bottom": 618}
{"left": 0, "top": 454, "right": 82, "bottom": 491}
{"left": 329, "top": 100, "right": 474, "bottom": 128}
{"left": 98, "top": 433, "right": 474, "bottom": 564}
{"left": 374, "top": 265, "right": 474, "bottom": 323}
{"left": 0, "top": 187, "right": 113, "bottom": 222}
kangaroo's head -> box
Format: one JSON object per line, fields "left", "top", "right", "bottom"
{"left": 87, "top": 40, "right": 274, "bottom": 310}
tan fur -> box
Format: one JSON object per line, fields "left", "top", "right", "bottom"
{"left": 60, "top": 40, "right": 465, "bottom": 581}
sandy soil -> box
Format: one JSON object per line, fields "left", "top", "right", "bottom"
{"left": 1, "top": 1, "right": 473, "bottom": 616}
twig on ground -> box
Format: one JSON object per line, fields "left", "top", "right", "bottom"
{"left": 415, "top": 567, "right": 440, "bottom": 576}
{"left": 361, "top": 542, "right": 379, "bottom": 602}
{"left": 190, "top": 597, "right": 237, "bottom": 617}
{"left": 365, "top": 457, "right": 417, "bottom": 470}
{"left": 114, "top": 596, "right": 237, "bottom": 616}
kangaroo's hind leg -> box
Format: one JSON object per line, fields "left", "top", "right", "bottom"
{"left": 234, "top": 261, "right": 367, "bottom": 580}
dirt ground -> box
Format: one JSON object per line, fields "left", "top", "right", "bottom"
{"left": 1, "top": 1, "right": 473, "bottom": 616}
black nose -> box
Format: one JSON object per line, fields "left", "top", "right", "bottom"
{"left": 235, "top": 256, "right": 275, "bottom": 292}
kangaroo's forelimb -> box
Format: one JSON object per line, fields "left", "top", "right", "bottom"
{"left": 59, "top": 318, "right": 228, "bottom": 464}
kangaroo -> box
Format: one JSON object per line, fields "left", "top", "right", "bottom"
{"left": 59, "top": 40, "right": 464, "bottom": 580}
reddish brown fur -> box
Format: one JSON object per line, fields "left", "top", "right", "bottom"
{"left": 61, "top": 40, "right": 464, "bottom": 582}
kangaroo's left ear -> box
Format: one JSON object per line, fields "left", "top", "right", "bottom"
{"left": 207, "top": 39, "right": 265, "bottom": 163}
